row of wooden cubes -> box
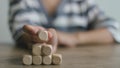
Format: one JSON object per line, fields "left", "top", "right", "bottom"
{"left": 23, "top": 54, "right": 62, "bottom": 65}
{"left": 23, "top": 44, "right": 62, "bottom": 65}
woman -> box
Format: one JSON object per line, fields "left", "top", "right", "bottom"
{"left": 9, "top": 0, "right": 120, "bottom": 52}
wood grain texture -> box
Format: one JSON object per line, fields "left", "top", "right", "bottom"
{"left": 38, "top": 30, "right": 48, "bottom": 42}
{"left": 33, "top": 56, "right": 42, "bottom": 65}
{"left": 32, "top": 44, "right": 42, "bottom": 56}
{"left": 43, "top": 55, "right": 52, "bottom": 65}
{"left": 23, "top": 55, "right": 32, "bottom": 65}
{"left": 52, "top": 54, "right": 62, "bottom": 65}
{"left": 1, "top": 44, "right": 120, "bottom": 68}
{"left": 41, "top": 44, "right": 52, "bottom": 56}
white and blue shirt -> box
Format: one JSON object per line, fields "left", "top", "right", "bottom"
{"left": 9, "top": 0, "right": 120, "bottom": 43}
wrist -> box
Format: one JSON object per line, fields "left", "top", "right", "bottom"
{"left": 76, "top": 32, "right": 87, "bottom": 45}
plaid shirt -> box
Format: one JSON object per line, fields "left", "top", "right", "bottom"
{"left": 9, "top": 0, "right": 120, "bottom": 43}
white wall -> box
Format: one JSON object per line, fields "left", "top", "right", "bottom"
{"left": 0, "top": 0, "right": 120, "bottom": 43}
{"left": 0, "top": 0, "right": 13, "bottom": 43}
{"left": 96, "top": 0, "right": 120, "bottom": 22}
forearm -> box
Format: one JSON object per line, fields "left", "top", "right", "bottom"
{"left": 77, "top": 29, "right": 114, "bottom": 45}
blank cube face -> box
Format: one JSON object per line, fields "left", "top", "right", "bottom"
{"left": 42, "top": 45, "right": 52, "bottom": 56}
{"left": 23, "top": 55, "right": 32, "bottom": 65}
{"left": 52, "top": 54, "right": 62, "bottom": 65}
{"left": 43, "top": 55, "right": 52, "bottom": 65}
{"left": 32, "top": 44, "right": 42, "bottom": 56}
{"left": 33, "top": 56, "right": 42, "bottom": 65}
{"left": 38, "top": 30, "right": 48, "bottom": 42}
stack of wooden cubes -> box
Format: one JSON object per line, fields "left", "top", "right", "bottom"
{"left": 22, "top": 30, "right": 62, "bottom": 65}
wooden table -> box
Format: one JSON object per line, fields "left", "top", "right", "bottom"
{"left": 0, "top": 43, "right": 120, "bottom": 68}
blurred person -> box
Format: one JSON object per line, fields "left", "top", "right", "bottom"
{"left": 9, "top": 0, "right": 120, "bottom": 52}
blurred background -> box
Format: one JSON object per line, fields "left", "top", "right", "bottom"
{"left": 0, "top": 0, "right": 120, "bottom": 43}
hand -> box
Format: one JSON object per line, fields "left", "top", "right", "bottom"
{"left": 57, "top": 31, "right": 78, "bottom": 48}
{"left": 22, "top": 25, "right": 58, "bottom": 53}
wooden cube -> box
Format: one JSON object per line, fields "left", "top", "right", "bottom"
{"left": 23, "top": 55, "right": 32, "bottom": 65}
{"left": 38, "top": 30, "right": 48, "bottom": 42}
{"left": 33, "top": 56, "right": 42, "bottom": 65}
{"left": 42, "top": 55, "right": 52, "bottom": 65}
{"left": 52, "top": 54, "right": 62, "bottom": 65}
{"left": 42, "top": 44, "right": 52, "bottom": 56}
{"left": 32, "top": 44, "right": 42, "bottom": 56}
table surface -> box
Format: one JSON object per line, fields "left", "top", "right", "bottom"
{"left": 1, "top": 43, "right": 120, "bottom": 68}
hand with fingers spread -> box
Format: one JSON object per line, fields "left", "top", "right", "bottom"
{"left": 20, "top": 25, "right": 58, "bottom": 53}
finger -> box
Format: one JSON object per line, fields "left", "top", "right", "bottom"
{"left": 47, "top": 28, "right": 58, "bottom": 53}
{"left": 23, "top": 25, "right": 45, "bottom": 35}
{"left": 23, "top": 25, "right": 37, "bottom": 35}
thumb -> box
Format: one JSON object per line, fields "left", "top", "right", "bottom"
{"left": 47, "top": 28, "right": 58, "bottom": 53}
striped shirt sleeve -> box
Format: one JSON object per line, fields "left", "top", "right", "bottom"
{"left": 9, "top": 0, "right": 42, "bottom": 41}
{"left": 87, "top": 0, "right": 120, "bottom": 43}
